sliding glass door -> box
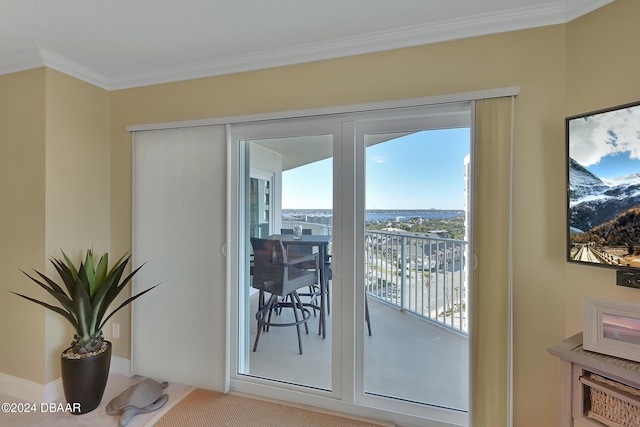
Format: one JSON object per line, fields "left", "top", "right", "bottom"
{"left": 229, "top": 103, "right": 472, "bottom": 425}
{"left": 232, "top": 119, "right": 339, "bottom": 393}
{"left": 356, "top": 117, "right": 471, "bottom": 412}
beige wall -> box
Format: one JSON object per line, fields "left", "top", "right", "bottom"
{"left": 43, "top": 69, "right": 111, "bottom": 383}
{"left": 564, "top": 0, "right": 640, "bottom": 336}
{"left": 0, "top": 68, "right": 110, "bottom": 385}
{"left": 111, "top": 24, "right": 567, "bottom": 426}
{"left": 0, "top": 69, "right": 47, "bottom": 384}
{"left": 2, "top": 1, "right": 639, "bottom": 425}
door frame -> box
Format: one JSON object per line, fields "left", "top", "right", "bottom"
{"left": 353, "top": 113, "right": 471, "bottom": 415}
{"left": 126, "top": 87, "right": 518, "bottom": 427}
{"left": 229, "top": 118, "right": 344, "bottom": 399}
{"left": 228, "top": 104, "right": 474, "bottom": 427}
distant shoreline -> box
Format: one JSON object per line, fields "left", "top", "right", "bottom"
{"left": 283, "top": 209, "right": 465, "bottom": 214}
{"left": 283, "top": 209, "right": 465, "bottom": 222}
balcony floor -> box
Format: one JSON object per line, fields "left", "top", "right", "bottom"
{"left": 244, "top": 292, "right": 469, "bottom": 413}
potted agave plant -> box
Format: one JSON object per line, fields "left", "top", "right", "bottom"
{"left": 11, "top": 249, "right": 160, "bottom": 415}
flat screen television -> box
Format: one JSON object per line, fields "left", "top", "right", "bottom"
{"left": 567, "top": 100, "right": 640, "bottom": 284}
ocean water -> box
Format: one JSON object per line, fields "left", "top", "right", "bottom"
{"left": 366, "top": 212, "right": 463, "bottom": 221}
{"left": 283, "top": 210, "right": 464, "bottom": 222}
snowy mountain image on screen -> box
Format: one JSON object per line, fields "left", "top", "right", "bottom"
{"left": 569, "top": 157, "right": 640, "bottom": 233}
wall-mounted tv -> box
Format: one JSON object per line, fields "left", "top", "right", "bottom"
{"left": 567, "top": 100, "right": 640, "bottom": 278}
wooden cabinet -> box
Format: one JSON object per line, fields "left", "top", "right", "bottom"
{"left": 548, "top": 333, "right": 640, "bottom": 426}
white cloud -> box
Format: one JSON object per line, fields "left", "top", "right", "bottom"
{"left": 569, "top": 105, "right": 640, "bottom": 166}
{"left": 370, "top": 155, "right": 389, "bottom": 163}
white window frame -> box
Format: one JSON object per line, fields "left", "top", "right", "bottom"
{"left": 229, "top": 104, "right": 474, "bottom": 427}
{"left": 230, "top": 118, "right": 344, "bottom": 400}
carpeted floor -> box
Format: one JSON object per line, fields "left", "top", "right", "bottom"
{"left": 153, "top": 388, "right": 394, "bottom": 427}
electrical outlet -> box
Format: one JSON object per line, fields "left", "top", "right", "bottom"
{"left": 112, "top": 323, "right": 120, "bottom": 339}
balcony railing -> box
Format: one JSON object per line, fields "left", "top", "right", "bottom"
{"left": 365, "top": 230, "right": 468, "bottom": 335}
{"left": 280, "top": 220, "right": 469, "bottom": 335}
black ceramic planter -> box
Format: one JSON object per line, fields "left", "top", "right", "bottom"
{"left": 60, "top": 341, "right": 112, "bottom": 415}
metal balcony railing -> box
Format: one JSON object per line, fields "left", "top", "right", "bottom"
{"left": 280, "top": 220, "right": 469, "bottom": 335}
{"left": 365, "top": 230, "right": 468, "bottom": 335}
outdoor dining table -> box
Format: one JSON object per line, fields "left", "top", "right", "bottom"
{"left": 265, "top": 234, "right": 331, "bottom": 338}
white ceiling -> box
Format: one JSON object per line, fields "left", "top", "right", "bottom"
{"left": 0, "top": 0, "right": 614, "bottom": 90}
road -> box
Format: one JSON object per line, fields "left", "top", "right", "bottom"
{"left": 577, "top": 246, "right": 601, "bottom": 263}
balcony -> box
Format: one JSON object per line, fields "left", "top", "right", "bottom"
{"left": 244, "top": 228, "right": 469, "bottom": 413}
{"left": 278, "top": 226, "right": 469, "bottom": 334}
{"left": 365, "top": 230, "right": 468, "bottom": 334}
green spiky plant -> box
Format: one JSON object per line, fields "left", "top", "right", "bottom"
{"left": 11, "top": 249, "right": 160, "bottom": 355}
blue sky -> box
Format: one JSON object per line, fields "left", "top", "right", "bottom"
{"left": 570, "top": 103, "right": 640, "bottom": 179}
{"left": 586, "top": 151, "right": 640, "bottom": 180}
{"left": 282, "top": 128, "right": 470, "bottom": 210}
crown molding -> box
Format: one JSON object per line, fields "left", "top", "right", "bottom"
{"left": 0, "top": 47, "right": 46, "bottom": 76}
{"left": 0, "top": 0, "right": 616, "bottom": 91}
{"left": 0, "top": 47, "right": 110, "bottom": 90}
{"left": 39, "top": 49, "right": 110, "bottom": 90}
{"left": 109, "top": 2, "right": 569, "bottom": 90}
{"left": 565, "top": 0, "right": 615, "bottom": 22}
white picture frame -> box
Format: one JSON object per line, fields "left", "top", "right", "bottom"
{"left": 584, "top": 297, "right": 640, "bottom": 362}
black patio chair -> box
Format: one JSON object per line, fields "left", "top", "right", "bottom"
{"left": 250, "top": 237, "right": 319, "bottom": 355}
